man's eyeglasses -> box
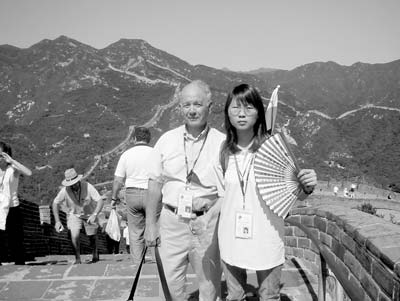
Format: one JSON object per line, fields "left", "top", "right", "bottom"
{"left": 229, "top": 105, "right": 257, "bottom": 116}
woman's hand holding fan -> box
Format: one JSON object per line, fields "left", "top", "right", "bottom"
{"left": 254, "top": 133, "right": 317, "bottom": 218}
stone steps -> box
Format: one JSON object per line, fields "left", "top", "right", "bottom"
{"left": 0, "top": 254, "right": 317, "bottom": 300}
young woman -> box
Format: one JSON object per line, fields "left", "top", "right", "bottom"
{"left": 216, "top": 84, "right": 317, "bottom": 300}
{"left": 0, "top": 141, "right": 32, "bottom": 265}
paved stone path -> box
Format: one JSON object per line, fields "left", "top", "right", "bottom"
{"left": 0, "top": 254, "right": 317, "bottom": 301}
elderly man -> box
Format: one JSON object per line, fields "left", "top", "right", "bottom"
{"left": 145, "top": 80, "right": 225, "bottom": 300}
{"left": 52, "top": 168, "right": 104, "bottom": 264}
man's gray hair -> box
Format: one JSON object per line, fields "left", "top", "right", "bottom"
{"left": 180, "top": 80, "right": 212, "bottom": 104}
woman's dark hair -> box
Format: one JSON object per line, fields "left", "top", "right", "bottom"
{"left": 222, "top": 84, "right": 268, "bottom": 156}
{"left": 0, "top": 141, "right": 12, "bottom": 165}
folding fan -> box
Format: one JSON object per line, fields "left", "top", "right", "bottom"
{"left": 254, "top": 132, "right": 302, "bottom": 218}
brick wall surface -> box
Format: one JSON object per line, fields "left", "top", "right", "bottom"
{"left": 0, "top": 200, "right": 116, "bottom": 263}
{"left": 284, "top": 204, "right": 400, "bottom": 301}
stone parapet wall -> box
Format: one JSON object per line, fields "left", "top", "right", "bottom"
{"left": 0, "top": 199, "right": 110, "bottom": 263}
{"left": 284, "top": 204, "right": 400, "bottom": 301}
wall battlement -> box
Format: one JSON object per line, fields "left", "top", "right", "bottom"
{"left": 285, "top": 204, "right": 400, "bottom": 300}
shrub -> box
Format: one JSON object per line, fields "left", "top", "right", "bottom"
{"left": 357, "top": 202, "right": 377, "bottom": 215}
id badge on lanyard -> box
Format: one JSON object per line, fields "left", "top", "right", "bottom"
{"left": 235, "top": 210, "right": 253, "bottom": 239}
{"left": 177, "top": 190, "right": 193, "bottom": 219}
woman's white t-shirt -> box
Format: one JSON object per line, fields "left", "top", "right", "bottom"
{"left": 217, "top": 148, "right": 285, "bottom": 270}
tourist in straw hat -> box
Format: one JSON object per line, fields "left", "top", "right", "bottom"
{"left": 52, "top": 168, "right": 104, "bottom": 264}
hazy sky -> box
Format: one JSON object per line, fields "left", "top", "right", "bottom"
{"left": 1, "top": 0, "right": 399, "bottom": 71}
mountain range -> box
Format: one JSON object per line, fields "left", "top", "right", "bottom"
{"left": 0, "top": 35, "right": 399, "bottom": 203}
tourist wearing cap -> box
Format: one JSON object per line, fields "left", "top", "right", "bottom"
{"left": 52, "top": 168, "right": 104, "bottom": 264}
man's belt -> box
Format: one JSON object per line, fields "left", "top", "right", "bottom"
{"left": 163, "top": 203, "right": 207, "bottom": 217}
{"left": 126, "top": 187, "right": 146, "bottom": 191}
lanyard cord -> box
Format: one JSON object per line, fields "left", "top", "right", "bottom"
{"left": 234, "top": 153, "right": 254, "bottom": 210}
{"left": 183, "top": 128, "right": 209, "bottom": 185}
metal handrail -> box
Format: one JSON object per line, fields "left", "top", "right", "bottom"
{"left": 286, "top": 218, "right": 363, "bottom": 301}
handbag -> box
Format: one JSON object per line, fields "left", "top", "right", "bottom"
{"left": 105, "top": 209, "right": 121, "bottom": 241}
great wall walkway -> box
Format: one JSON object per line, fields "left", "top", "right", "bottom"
{"left": 0, "top": 254, "right": 317, "bottom": 301}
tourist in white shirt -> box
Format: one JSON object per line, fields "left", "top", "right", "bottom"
{"left": 216, "top": 84, "right": 317, "bottom": 300}
{"left": 111, "top": 127, "right": 155, "bottom": 263}
{"left": 145, "top": 80, "right": 225, "bottom": 300}
{"left": 0, "top": 141, "right": 32, "bottom": 265}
